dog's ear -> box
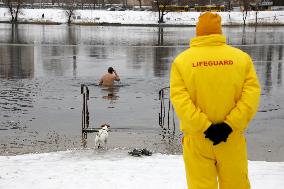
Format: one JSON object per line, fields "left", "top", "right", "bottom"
{"left": 101, "top": 124, "right": 110, "bottom": 128}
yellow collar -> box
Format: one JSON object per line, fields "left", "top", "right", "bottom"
{"left": 190, "top": 34, "right": 226, "bottom": 47}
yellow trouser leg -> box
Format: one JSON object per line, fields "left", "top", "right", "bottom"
{"left": 214, "top": 133, "right": 250, "bottom": 189}
{"left": 183, "top": 135, "right": 218, "bottom": 189}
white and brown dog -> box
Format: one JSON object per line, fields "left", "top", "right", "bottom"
{"left": 94, "top": 124, "right": 110, "bottom": 149}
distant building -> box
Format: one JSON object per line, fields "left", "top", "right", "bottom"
{"left": 250, "top": 1, "right": 274, "bottom": 11}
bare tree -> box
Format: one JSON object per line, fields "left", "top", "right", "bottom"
{"left": 254, "top": 0, "right": 261, "bottom": 25}
{"left": 3, "top": 0, "right": 24, "bottom": 23}
{"left": 155, "top": 0, "right": 172, "bottom": 23}
{"left": 65, "top": 0, "right": 77, "bottom": 25}
{"left": 241, "top": 0, "right": 250, "bottom": 26}
{"left": 226, "top": 0, "right": 232, "bottom": 11}
{"left": 273, "top": 0, "right": 284, "bottom": 6}
{"left": 122, "top": 0, "right": 127, "bottom": 8}
{"left": 137, "top": 0, "right": 142, "bottom": 8}
{"left": 93, "top": 0, "right": 96, "bottom": 9}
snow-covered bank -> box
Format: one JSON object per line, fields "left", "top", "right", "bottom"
{"left": 0, "top": 150, "right": 284, "bottom": 189}
{"left": 0, "top": 8, "right": 284, "bottom": 25}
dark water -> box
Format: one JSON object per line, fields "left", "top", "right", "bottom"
{"left": 0, "top": 24, "right": 283, "bottom": 161}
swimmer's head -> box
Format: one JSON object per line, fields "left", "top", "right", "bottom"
{"left": 108, "top": 67, "right": 114, "bottom": 74}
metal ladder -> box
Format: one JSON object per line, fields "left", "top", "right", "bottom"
{"left": 81, "top": 84, "right": 98, "bottom": 139}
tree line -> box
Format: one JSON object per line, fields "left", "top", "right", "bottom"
{"left": 2, "top": 0, "right": 283, "bottom": 24}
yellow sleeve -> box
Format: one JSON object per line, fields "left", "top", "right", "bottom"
{"left": 224, "top": 57, "right": 261, "bottom": 131}
{"left": 170, "top": 62, "right": 212, "bottom": 134}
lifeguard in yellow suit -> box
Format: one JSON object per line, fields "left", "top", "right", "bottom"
{"left": 170, "top": 12, "right": 261, "bottom": 189}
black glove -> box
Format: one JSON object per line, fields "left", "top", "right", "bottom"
{"left": 204, "top": 122, "right": 233, "bottom": 145}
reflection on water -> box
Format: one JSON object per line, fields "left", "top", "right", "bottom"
{"left": 158, "top": 27, "right": 164, "bottom": 45}
{"left": 278, "top": 46, "right": 283, "bottom": 85}
{"left": 101, "top": 86, "right": 120, "bottom": 103}
{"left": 0, "top": 45, "right": 34, "bottom": 79}
{"left": 0, "top": 25, "right": 34, "bottom": 79}
{"left": 41, "top": 46, "right": 72, "bottom": 77}
{"left": 0, "top": 24, "right": 283, "bottom": 47}
{"left": 0, "top": 24, "right": 283, "bottom": 158}
{"left": 153, "top": 46, "right": 173, "bottom": 77}
{"left": 239, "top": 44, "right": 283, "bottom": 95}
{"left": 266, "top": 45, "right": 273, "bottom": 94}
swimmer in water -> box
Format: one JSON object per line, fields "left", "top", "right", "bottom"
{"left": 99, "top": 67, "right": 120, "bottom": 86}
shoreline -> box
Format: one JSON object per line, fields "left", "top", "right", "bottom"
{"left": 1, "top": 8, "right": 284, "bottom": 26}
{"left": 1, "top": 20, "right": 284, "bottom": 27}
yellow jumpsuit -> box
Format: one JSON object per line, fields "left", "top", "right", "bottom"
{"left": 170, "top": 34, "right": 261, "bottom": 189}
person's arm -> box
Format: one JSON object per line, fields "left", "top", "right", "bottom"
{"left": 224, "top": 56, "right": 261, "bottom": 132}
{"left": 113, "top": 70, "right": 120, "bottom": 81}
{"left": 170, "top": 62, "right": 212, "bottom": 134}
{"left": 99, "top": 77, "right": 103, "bottom": 85}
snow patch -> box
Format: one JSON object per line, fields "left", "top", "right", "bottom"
{"left": 0, "top": 150, "right": 284, "bottom": 189}
{"left": 1, "top": 8, "right": 284, "bottom": 25}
